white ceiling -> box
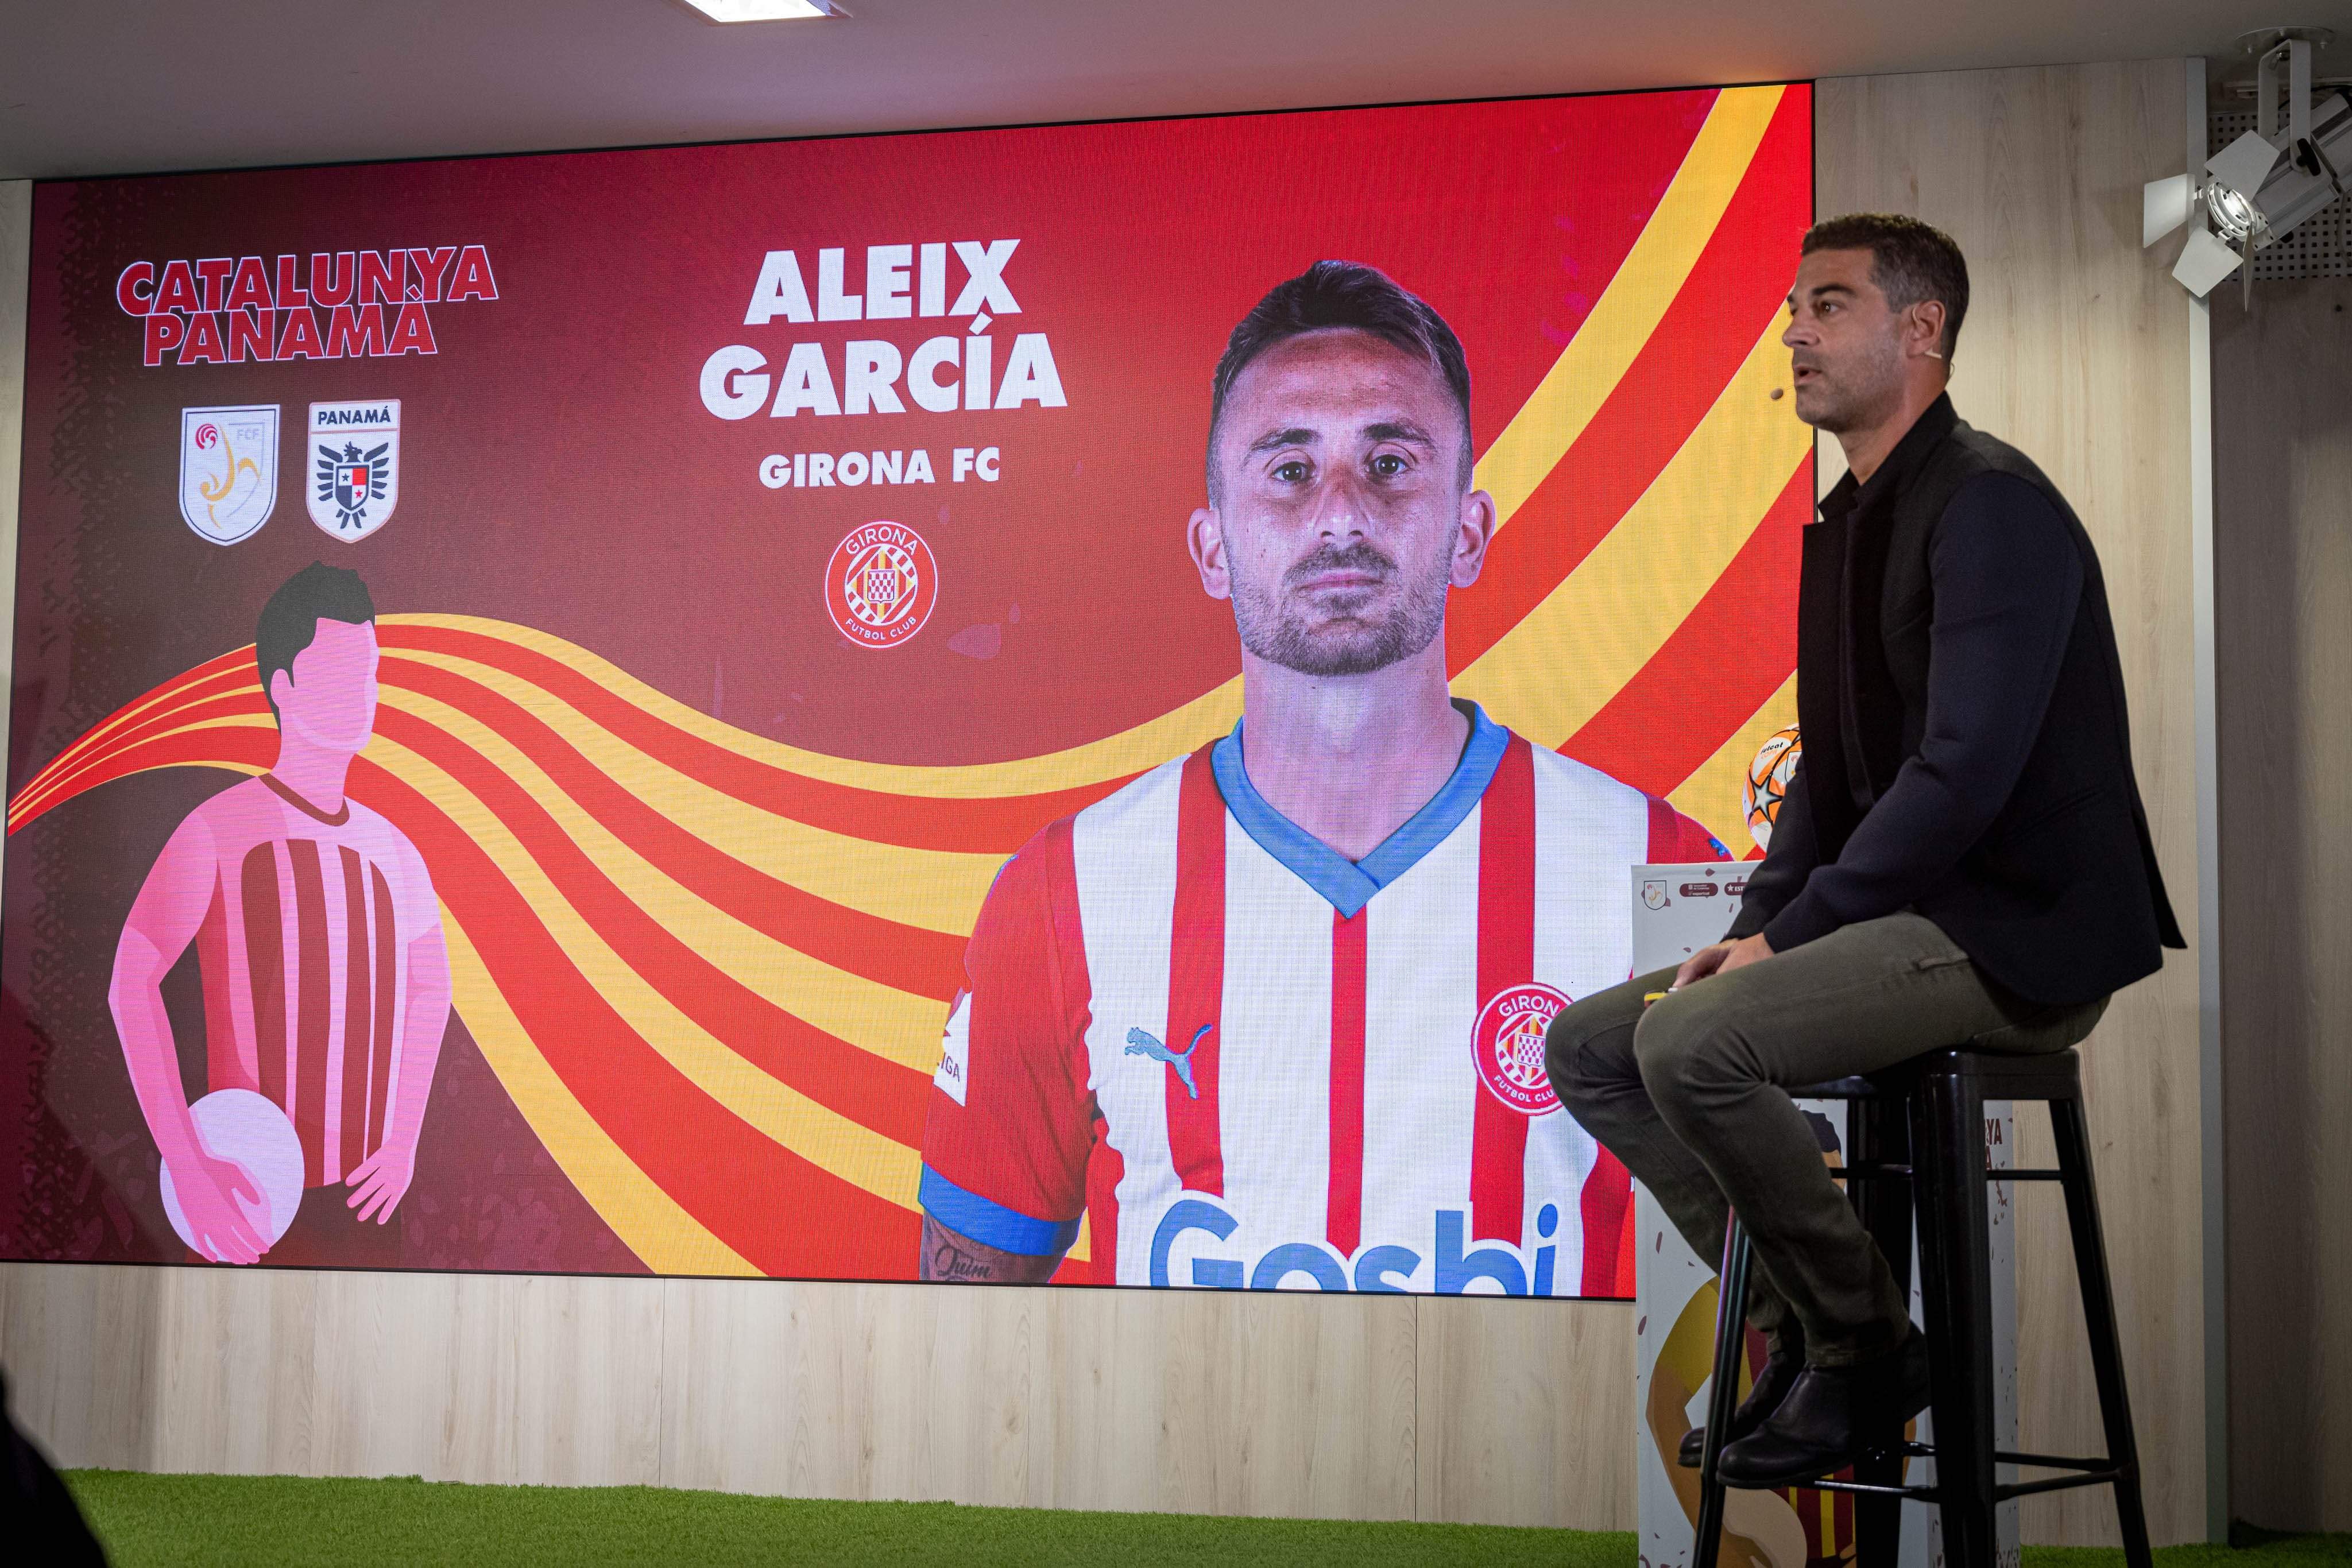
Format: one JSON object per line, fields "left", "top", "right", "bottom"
{"left": 0, "top": 0, "right": 2327, "bottom": 181}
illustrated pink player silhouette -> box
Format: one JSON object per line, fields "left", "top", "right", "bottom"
{"left": 107, "top": 564, "right": 451, "bottom": 1264}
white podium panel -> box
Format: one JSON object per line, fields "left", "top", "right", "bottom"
{"left": 1626, "top": 865, "right": 2019, "bottom": 1567}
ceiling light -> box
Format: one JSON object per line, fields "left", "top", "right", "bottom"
{"left": 675, "top": 0, "right": 836, "bottom": 22}
{"left": 2144, "top": 29, "right": 2348, "bottom": 303}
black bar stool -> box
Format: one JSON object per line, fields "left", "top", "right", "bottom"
{"left": 1689, "top": 1048, "right": 2153, "bottom": 1568}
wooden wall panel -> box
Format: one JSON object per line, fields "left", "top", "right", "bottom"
{"left": 1816, "top": 60, "right": 2205, "bottom": 1547}
{"left": 1416, "top": 1295, "right": 1634, "bottom": 1529}
{"left": 0, "top": 1259, "right": 163, "bottom": 1471}
{"left": 2213, "top": 273, "right": 2352, "bottom": 1533}
{"left": 0, "top": 65, "right": 2218, "bottom": 1545}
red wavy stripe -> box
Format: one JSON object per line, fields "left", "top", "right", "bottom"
{"left": 1562, "top": 457, "right": 1811, "bottom": 795}
{"left": 11, "top": 717, "right": 919, "bottom": 1273}
{"left": 370, "top": 706, "right": 932, "bottom": 1148}
{"left": 11, "top": 727, "right": 274, "bottom": 827}
{"left": 346, "top": 757, "right": 917, "bottom": 1278}
{"left": 13, "top": 668, "right": 266, "bottom": 824}
{"left": 43, "top": 688, "right": 268, "bottom": 784}
{"left": 16, "top": 657, "right": 968, "bottom": 1004}
{"left": 384, "top": 625, "right": 1129, "bottom": 854}
{"left": 382, "top": 655, "right": 965, "bottom": 1000}
{"left": 1444, "top": 85, "right": 1813, "bottom": 672}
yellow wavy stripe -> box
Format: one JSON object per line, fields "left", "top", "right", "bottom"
{"left": 35, "top": 715, "right": 962, "bottom": 1269}
{"left": 361, "top": 728, "right": 924, "bottom": 1213}
{"left": 421, "top": 717, "right": 1098, "bottom": 1265}
{"left": 26, "top": 94, "right": 1785, "bottom": 835}
{"left": 384, "top": 646, "right": 1002, "bottom": 940}
{"left": 374, "top": 95, "right": 1785, "bottom": 805}
{"left": 1473, "top": 84, "right": 1786, "bottom": 525}
{"left": 11, "top": 684, "right": 257, "bottom": 826}
{"left": 1454, "top": 316, "right": 1807, "bottom": 745}
{"left": 18, "top": 657, "right": 257, "bottom": 800}
{"left": 1666, "top": 671, "right": 1798, "bottom": 857}
{"left": 394, "top": 613, "right": 1240, "bottom": 803}
{"left": 440, "top": 917, "right": 759, "bottom": 1277}
{"left": 386, "top": 683, "right": 947, "bottom": 1073}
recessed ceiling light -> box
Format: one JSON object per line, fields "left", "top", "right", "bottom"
{"left": 675, "top": 0, "right": 836, "bottom": 22}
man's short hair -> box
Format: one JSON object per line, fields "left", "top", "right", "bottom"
{"left": 1801, "top": 214, "right": 1971, "bottom": 364}
{"left": 1208, "top": 261, "right": 1473, "bottom": 501}
{"left": 257, "top": 562, "right": 376, "bottom": 721}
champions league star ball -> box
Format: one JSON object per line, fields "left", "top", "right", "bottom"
{"left": 1742, "top": 726, "right": 1803, "bottom": 853}
{"left": 159, "top": 1089, "right": 305, "bottom": 1255}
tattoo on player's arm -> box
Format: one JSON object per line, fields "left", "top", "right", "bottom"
{"left": 919, "top": 1211, "right": 1062, "bottom": 1284}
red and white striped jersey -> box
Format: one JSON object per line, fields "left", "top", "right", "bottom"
{"left": 919, "top": 703, "right": 1727, "bottom": 1294}
{"left": 185, "top": 774, "right": 442, "bottom": 1187}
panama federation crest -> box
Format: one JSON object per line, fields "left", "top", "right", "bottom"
{"left": 824, "top": 521, "right": 939, "bottom": 648}
{"left": 1472, "top": 982, "right": 1571, "bottom": 1116}
{"left": 178, "top": 405, "right": 279, "bottom": 545}
{"left": 308, "top": 400, "right": 401, "bottom": 541}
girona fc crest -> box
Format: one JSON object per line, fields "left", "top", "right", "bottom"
{"left": 307, "top": 400, "right": 400, "bottom": 541}
{"left": 825, "top": 521, "right": 938, "bottom": 648}
{"left": 177, "top": 405, "right": 278, "bottom": 545}
{"left": 1473, "top": 982, "right": 1570, "bottom": 1116}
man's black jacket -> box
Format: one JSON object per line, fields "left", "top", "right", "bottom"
{"left": 1726, "top": 396, "right": 2184, "bottom": 1006}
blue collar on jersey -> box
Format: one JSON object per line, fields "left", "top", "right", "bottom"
{"left": 1210, "top": 699, "right": 1509, "bottom": 919}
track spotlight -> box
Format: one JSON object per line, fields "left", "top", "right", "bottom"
{"left": 2145, "top": 30, "right": 2349, "bottom": 303}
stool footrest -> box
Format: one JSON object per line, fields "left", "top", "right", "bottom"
{"left": 1996, "top": 1469, "right": 2128, "bottom": 1503}
{"left": 1731, "top": 1457, "right": 2136, "bottom": 1504}
{"left": 1997, "top": 1448, "right": 2115, "bottom": 1473}
{"left": 1894, "top": 1441, "right": 2117, "bottom": 1473}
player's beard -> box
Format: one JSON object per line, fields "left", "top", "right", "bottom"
{"left": 1229, "top": 533, "right": 1452, "bottom": 678}
{"left": 1793, "top": 331, "right": 1904, "bottom": 434}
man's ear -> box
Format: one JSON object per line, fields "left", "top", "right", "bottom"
{"left": 1451, "top": 487, "right": 1498, "bottom": 589}
{"left": 1909, "top": 300, "right": 1949, "bottom": 362}
{"left": 1189, "top": 506, "right": 1233, "bottom": 602}
{"left": 268, "top": 667, "right": 295, "bottom": 713}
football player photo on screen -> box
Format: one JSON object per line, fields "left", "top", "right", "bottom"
{"left": 916, "top": 261, "right": 1726, "bottom": 1295}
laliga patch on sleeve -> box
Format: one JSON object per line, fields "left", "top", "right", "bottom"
{"left": 934, "top": 990, "right": 971, "bottom": 1106}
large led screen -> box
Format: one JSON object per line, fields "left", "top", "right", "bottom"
{"left": 2, "top": 83, "right": 1811, "bottom": 1291}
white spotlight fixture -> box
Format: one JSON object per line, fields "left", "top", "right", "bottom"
{"left": 2144, "top": 28, "right": 2349, "bottom": 303}
{"left": 674, "top": 0, "right": 837, "bottom": 22}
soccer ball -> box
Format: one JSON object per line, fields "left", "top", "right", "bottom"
{"left": 158, "top": 1089, "right": 305, "bottom": 1255}
{"left": 1742, "top": 726, "right": 1802, "bottom": 853}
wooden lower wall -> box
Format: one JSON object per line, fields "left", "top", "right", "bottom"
{"left": 0, "top": 1264, "right": 1631, "bottom": 1527}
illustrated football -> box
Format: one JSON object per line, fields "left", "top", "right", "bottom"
{"left": 159, "top": 1089, "right": 305, "bottom": 1254}
{"left": 1742, "top": 726, "right": 1803, "bottom": 852}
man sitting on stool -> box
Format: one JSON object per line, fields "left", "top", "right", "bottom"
{"left": 1545, "top": 213, "right": 2182, "bottom": 1488}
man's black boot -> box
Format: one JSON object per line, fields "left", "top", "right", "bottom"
{"left": 1678, "top": 1339, "right": 1804, "bottom": 1468}
{"left": 1716, "top": 1329, "right": 1932, "bottom": 1487}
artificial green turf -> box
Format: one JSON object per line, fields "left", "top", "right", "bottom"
{"left": 61, "top": 1470, "right": 2352, "bottom": 1567}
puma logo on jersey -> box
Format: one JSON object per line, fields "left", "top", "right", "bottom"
{"left": 1125, "top": 1024, "right": 1211, "bottom": 1099}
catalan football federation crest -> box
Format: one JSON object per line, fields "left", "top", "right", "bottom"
{"left": 824, "top": 521, "right": 939, "bottom": 648}
{"left": 307, "top": 400, "right": 401, "bottom": 541}
{"left": 177, "top": 406, "right": 279, "bottom": 545}
{"left": 1472, "top": 982, "right": 1570, "bottom": 1116}
{"left": 1642, "top": 880, "right": 1670, "bottom": 910}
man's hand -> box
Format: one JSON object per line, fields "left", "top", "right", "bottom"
{"left": 346, "top": 1141, "right": 417, "bottom": 1225}
{"left": 1673, "top": 932, "right": 1775, "bottom": 990}
{"left": 169, "top": 1148, "right": 268, "bottom": 1264}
